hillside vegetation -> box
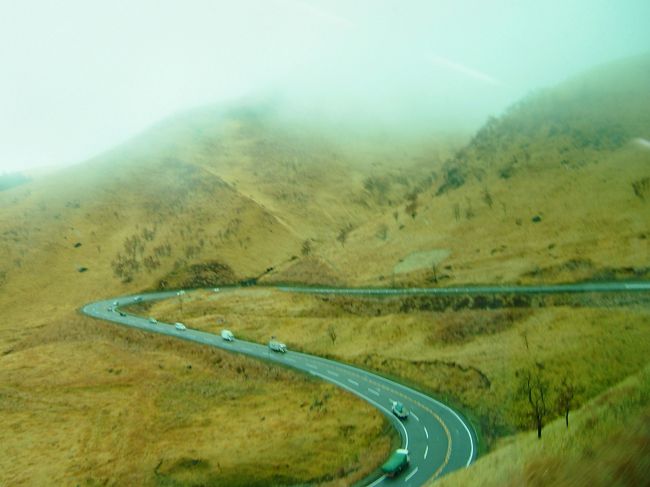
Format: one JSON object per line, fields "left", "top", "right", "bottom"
{"left": 149, "top": 287, "right": 650, "bottom": 449}
{"left": 0, "top": 53, "right": 648, "bottom": 486}
{"left": 0, "top": 105, "right": 454, "bottom": 485}
{"left": 298, "top": 54, "right": 650, "bottom": 287}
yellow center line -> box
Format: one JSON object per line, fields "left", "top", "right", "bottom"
{"left": 344, "top": 370, "right": 453, "bottom": 481}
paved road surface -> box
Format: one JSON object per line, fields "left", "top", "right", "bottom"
{"left": 82, "top": 290, "right": 477, "bottom": 486}
{"left": 81, "top": 281, "right": 649, "bottom": 485}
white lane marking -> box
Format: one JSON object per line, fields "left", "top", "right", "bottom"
{"left": 89, "top": 287, "right": 526, "bottom": 471}
{"left": 91, "top": 293, "right": 478, "bottom": 468}
{"left": 367, "top": 474, "right": 386, "bottom": 487}
{"left": 348, "top": 379, "right": 359, "bottom": 386}
{"left": 388, "top": 365, "right": 481, "bottom": 465}
{"left": 424, "top": 426, "right": 429, "bottom": 439}
{"left": 405, "top": 467, "right": 419, "bottom": 482}
{"left": 306, "top": 363, "right": 317, "bottom": 369}
{"left": 312, "top": 372, "right": 409, "bottom": 449}
{"left": 368, "top": 388, "right": 380, "bottom": 396}
{"left": 411, "top": 412, "right": 420, "bottom": 422}
{"left": 327, "top": 370, "right": 339, "bottom": 377}
{"left": 424, "top": 445, "right": 429, "bottom": 459}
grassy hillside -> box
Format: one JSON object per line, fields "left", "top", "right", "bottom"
{"left": 0, "top": 314, "right": 393, "bottom": 486}
{"left": 0, "top": 106, "right": 457, "bottom": 485}
{"left": 1, "top": 53, "right": 648, "bottom": 486}
{"left": 286, "top": 53, "right": 650, "bottom": 287}
{"left": 148, "top": 288, "right": 650, "bottom": 450}
{"left": 434, "top": 363, "right": 650, "bottom": 487}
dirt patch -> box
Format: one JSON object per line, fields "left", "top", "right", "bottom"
{"left": 393, "top": 249, "right": 451, "bottom": 275}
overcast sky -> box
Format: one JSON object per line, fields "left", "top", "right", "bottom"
{"left": 1, "top": 0, "right": 649, "bottom": 173}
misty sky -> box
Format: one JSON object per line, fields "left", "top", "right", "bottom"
{"left": 1, "top": 0, "right": 649, "bottom": 173}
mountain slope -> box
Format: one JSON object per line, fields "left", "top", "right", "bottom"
{"left": 1, "top": 54, "right": 649, "bottom": 486}
{"left": 307, "top": 53, "right": 650, "bottom": 286}
{"left": 0, "top": 105, "right": 455, "bottom": 486}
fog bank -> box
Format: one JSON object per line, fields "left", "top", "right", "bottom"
{"left": 1, "top": 0, "right": 649, "bottom": 172}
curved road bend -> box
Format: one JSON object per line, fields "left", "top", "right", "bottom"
{"left": 81, "top": 281, "right": 649, "bottom": 485}
{"left": 82, "top": 291, "right": 477, "bottom": 487}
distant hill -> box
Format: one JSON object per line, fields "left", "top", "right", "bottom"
{"left": 314, "top": 53, "right": 650, "bottom": 286}
{"left": 438, "top": 53, "right": 650, "bottom": 191}
{"left": 0, "top": 99, "right": 458, "bottom": 317}
{"left": 0, "top": 100, "right": 454, "bottom": 486}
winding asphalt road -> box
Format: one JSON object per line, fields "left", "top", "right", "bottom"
{"left": 81, "top": 281, "right": 649, "bottom": 486}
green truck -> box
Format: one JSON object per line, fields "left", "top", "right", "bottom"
{"left": 381, "top": 448, "right": 410, "bottom": 477}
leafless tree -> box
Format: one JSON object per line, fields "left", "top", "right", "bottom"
{"left": 556, "top": 376, "right": 578, "bottom": 428}
{"left": 517, "top": 365, "right": 549, "bottom": 439}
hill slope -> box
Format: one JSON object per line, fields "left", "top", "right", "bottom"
{"left": 0, "top": 105, "right": 456, "bottom": 485}
{"left": 305, "top": 53, "right": 650, "bottom": 286}
{"left": 1, "top": 54, "right": 649, "bottom": 486}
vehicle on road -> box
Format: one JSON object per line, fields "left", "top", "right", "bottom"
{"left": 107, "top": 306, "right": 114, "bottom": 312}
{"left": 381, "top": 448, "right": 410, "bottom": 477}
{"left": 175, "top": 322, "right": 187, "bottom": 331}
{"left": 119, "top": 311, "right": 126, "bottom": 317}
{"left": 392, "top": 401, "right": 409, "bottom": 420}
{"left": 149, "top": 317, "right": 157, "bottom": 324}
{"left": 112, "top": 301, "right": 118, "bottom": 306}
{"left": 268, "top": 339, "right": 287, "bottom": 353}
{"left": 221, "top": 329, "right": 235, "bottom": 341}
{"left": 134, "top": 296, "right": 143, "bottom": 302}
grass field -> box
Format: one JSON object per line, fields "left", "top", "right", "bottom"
{"left": 149, "top": 288, "right": 650, "bottom": 449}
{"left": 434, "top": 363, "right": 650, "bottom": 487}
{"left": 0, "top": 310, "right": 394, "bottom": 486}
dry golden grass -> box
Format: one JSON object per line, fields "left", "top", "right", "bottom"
{"left": 151, "top": 288, "right": 650, "bottom": 451}
{"left": 0, "top": 312, "right": 393, "bottom": 486}
{"left": 306, "top": 142, "right": 650, "bottom": 287}
{"left": 1, "top": 120, "right": 430, "bottom": 485}
{"left": 433, "top": 363, "right": 650, "bottom": 487}
{"left": 1, "top": 55, "right": 648, "bottom": 486}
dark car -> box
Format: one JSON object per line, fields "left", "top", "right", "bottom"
{"left": 381, "top": 449, "right": 410, "bottom": 477}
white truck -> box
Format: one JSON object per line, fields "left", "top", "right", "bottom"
{"left": 221, "top": 329, "right": 235, "bottom": 341}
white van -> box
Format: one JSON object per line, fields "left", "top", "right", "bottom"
{"left": 175, "top": 322, "right": 187, "bottom": 331}
{"left": 268, "top": 340, "right": 287, "bottom": 353}
{"left": 221, "top": 329, "right": 235, "bottom": 341}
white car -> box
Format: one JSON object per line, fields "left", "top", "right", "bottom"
{"left": 268, "top": 340, "right": 287, "bottom": 353}
{"left": 391, "top": 401, "right": 409, "bottom": 420}
{"left": 175, "top": 322, "right": 187, "bottom": 331}
{"left": 221, "top": 329, "right": 235, "bottom": 341}
{"left": 149, "top": 317, "right": 158, "bottom": 324}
